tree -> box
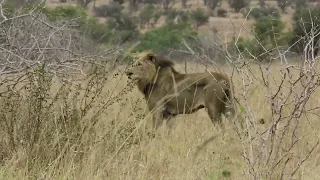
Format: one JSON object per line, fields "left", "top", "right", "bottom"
{"left": 139, "top": 4, "right": 157, "bottom": 28}
{"left": 190, "top": 7, "right": 209, "bottom": 29}
{"left": 129, "top": 0, "right": 139, "bottom": 12}
{"left": 161, "top": 0, "right": 176, "bottom": 12}
{"left": 295, "top": 0, "right": 307, "bottom": 8}
{"left": 203, "top": 0, "right": 222, "bottom": 10}
{"left": 259, "top": 0, "right": 265, "bottom": 8}
{"left": 76, "top": 0, "right": 93, "bottom": 8}
{"left": 289, "top": 6, "right": 320, "bottom": 57}
{"left": 181, "top": 0, "right": 188, "bottom": 8}
{"left": 276, "top": 0, "right": 291, "bottom": 12}
{"left": 228, "top": 0, "right": 249, "bottom": 13}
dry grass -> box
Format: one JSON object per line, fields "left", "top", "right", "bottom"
{"left": 0, "top": 58, "right": 319, "bottom": 180}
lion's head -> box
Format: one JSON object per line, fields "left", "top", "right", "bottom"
{"left": 125, "top": 51, "right": 158, "bottom": 83}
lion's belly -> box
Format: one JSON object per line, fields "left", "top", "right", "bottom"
{"left": 166, "top": 88, "right": 205, "bottom": 114}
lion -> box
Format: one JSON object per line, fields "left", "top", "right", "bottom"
{"left": 125, "top": 51, "right": 237, "bottom": 132}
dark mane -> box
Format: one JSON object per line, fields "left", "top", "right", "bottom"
{"left": 156, "top": 56, "right": 175, "bottom": 68}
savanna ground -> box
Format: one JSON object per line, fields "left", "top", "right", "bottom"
{"left": 0, "top": 0, "right": 320, "bottom": 180}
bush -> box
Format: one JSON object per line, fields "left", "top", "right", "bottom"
{"left": 107, "top": 13, "right": 139, "bottom": 44}
{"left": 276, "top": 0, "right": 291, "bottom": 12}
{"left": 249, "top": 7, "right": 280, "bottom": 20}
{"left": 83, "top": 18, "right": 112, "bottom": 43}
{"left": 133, "top": 22, "right": 197, "bottom": 53}
{"left": 228, "top": 0, "right": 249, "bottom": 13}
{"left": 44, "top": 6, "right": 113, "bottom": 44}
{"left": 217, "top": 8, "right": 228, "bottom": 17}
{"left": 289, "top": 6, "right": 320, "bottom": 56}
{"left": 93, "top": 2, "right": 123, "bottom": 18}
{"left": 253, "top": 16, "right": 285, "bottom": 45}
{"left": 190, "top": 7, "right": 209, "bottom": 29}
{"left": 43, "top": 5, "right": 87, "bottom": 22}
{"left": 295, "top": 0, "right": 308, "bottom": 8}
{"left": 233, "top": 17, "right": 287, "bottom": 60}
{"left": 139, "top": 3, "right": 158, "bottom": 28}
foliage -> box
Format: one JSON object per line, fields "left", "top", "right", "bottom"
{"left": 233, "top": 17, "right": 287, "bottom": 60}
{"left": 217, "top": 8, "right": 228, "bottom": 17}
{"left": 76, "top": 0, "right": 93, "bottom": 8}
{"left": 295, "top": 0, "right": 308, "bottom": 7}
{"left": 248, "top": 7, "right": 280, "bottom": 20}
{"left": 276, "top": 0, "right": 291, "bottom": 12}
{"left": 93, "top": 2, "right": 123, "bottom": 18}
{"left": 43, "top": 6, "right": 113, "bottom": 44}
{"left": 190, "top": 7, "right": 209, "bottom": 29}
{"left": 133, "top": 22, "right": 197, "bottom": 53}
{"left": 259, "top": 0, "right": 266, "bottom": 7}
{"left": 114, "top": 0, "right": 125, "bottom": 4}
{"left": 107, "top": 13, "right": 139, "bottom": 44}
{"left": 253, "top": 16, "right": 285, "bottom": 45}
{"left": 228, "top": 0, "right": 249, "bottom": 13}
{"left": 289, "top": 5, "right": 320, "bottom": 55}
{"left": 203, "top": 0, "right": 222, "bottom": 10}
{"left": 83, "top": 18, "right": 112, "bottom": 43}
{"left": 139, "top": 3, "right": 159, "bottom": 28}
{"left": 43, "top": 5, "right": 87, "bottom": 22}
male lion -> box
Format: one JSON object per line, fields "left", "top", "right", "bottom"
{"left": 125, "top": 51, "right": 236, "bottom": 132}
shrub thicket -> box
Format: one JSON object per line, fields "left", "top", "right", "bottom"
{"left": 289, "top": 5, "right": 320, "bottom": 57}
{"left": 228, "top": 0, "right": 249, "bottom": 13}
{"left": 190, "top": 7, "right": 209, "bottom": 29}
{"left": 248, "top": 7, "right": 280, "bottom": 20}
{"left": 133, "top": 22, "right": 197, "bottom": 53}
{"left": 93, "top": 2, "right": 123, "bottom": 18}
{"left": 217, "top": 8, "right": 228, "bottom": 17}
{"left": 233, "top": 17, "right": 290, "bottom": 60}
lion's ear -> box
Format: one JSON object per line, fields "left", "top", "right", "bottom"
{"left": 147, "top": 53, "right": 156, "bottom": 63}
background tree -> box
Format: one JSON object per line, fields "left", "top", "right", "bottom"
{"left": 259, "top": 0, "right": 265, "bottom": 8}
{"left": 161, "top": 0, "right": 176, "bottom": 12}
{"left": 203, "top": 0, "right": 222, "bottom": 10}
{"left": 289, "top": 5, "right": 320, "bottom": 57}
{"left": 295, "top": 0, "right": 308, "bottom": 8}
{"left": 181, "top": 0, "right": 188, "bottom": 8}
{"left": 129, "top": 0, "right": 139, "bottom": 12}
{"left": 76, "top": 0, "right": 93, "bottom": 8}
{"left": 276, "top": 0, "right": 291, "bottom": 12}
{"left": 228, "top": 0, "right": 249, "bottom": 13}
{"left": 139, "top": 4, "right": 157, "bottom": 28}
{"left": 190, "top": 7, "right": 209, "bottom": 30}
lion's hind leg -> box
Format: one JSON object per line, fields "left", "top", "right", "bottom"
{"left": 204, "top": 85, "right": 227, "bottom": 134}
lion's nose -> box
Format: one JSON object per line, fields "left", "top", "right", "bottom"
{"left": 126, "top": 72, "right": 133, "bottom": 76}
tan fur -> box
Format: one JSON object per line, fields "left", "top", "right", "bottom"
{"left": 125, "top": 51, "right": 236, "bottom": 131}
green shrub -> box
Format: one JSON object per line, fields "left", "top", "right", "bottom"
{"left": 83, "top": 18, "right": 112, "bottom": 43}
{"left": 253, "top": 16, "right": 285, "bottom": 46}
{"left": 93, "top": 2, "right": 123, "bottom": 18}
{"left": 233, "top": 17, "right": 287, "bottom": 60}
{"left": 134, "top": 22, "right": 197, "bottom": 53}
{"left": 190, "top": 7, "right": 209, "bottom": 28}
{"left": 107, "top": 13, "right": 139, "bottom": 44}
{"left": 289, "top": 5, "right": 320, "bottom": 55}
{"left": 0, "top": 2, "right": 16, "bottom": 18}
{"left": 228, "top": 0, "right": 249, "bottom": 13}
{"left": 139, "top": 4, "right": 158, "bottom": 28}
{"left": 249, "top": 7, "right": 280, "bottom": 20}
{"left": 43, "top": 5, "right": 87, "bottom": 22}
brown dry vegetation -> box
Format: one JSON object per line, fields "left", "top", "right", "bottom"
{"left": 0, "top": 1, "right": 320, "bottom": 180}
{"left": 1, "top": 59, "right": 320, "bottom": 179}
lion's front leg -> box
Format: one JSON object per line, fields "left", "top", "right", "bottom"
{"left": 152, "top": 111, "right": 164, "bottom": 130}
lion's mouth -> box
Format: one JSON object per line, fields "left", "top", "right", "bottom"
{"left": 126, "top": 72, "right": 133, "bottom": 76}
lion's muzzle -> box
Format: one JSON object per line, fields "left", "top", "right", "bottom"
{"left": 125, "top": 69, "right": 135, "bottom": 80}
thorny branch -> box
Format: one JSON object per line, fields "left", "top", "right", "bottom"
{"left": 0, "top": 5, "right": 123, "bottom": 95}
